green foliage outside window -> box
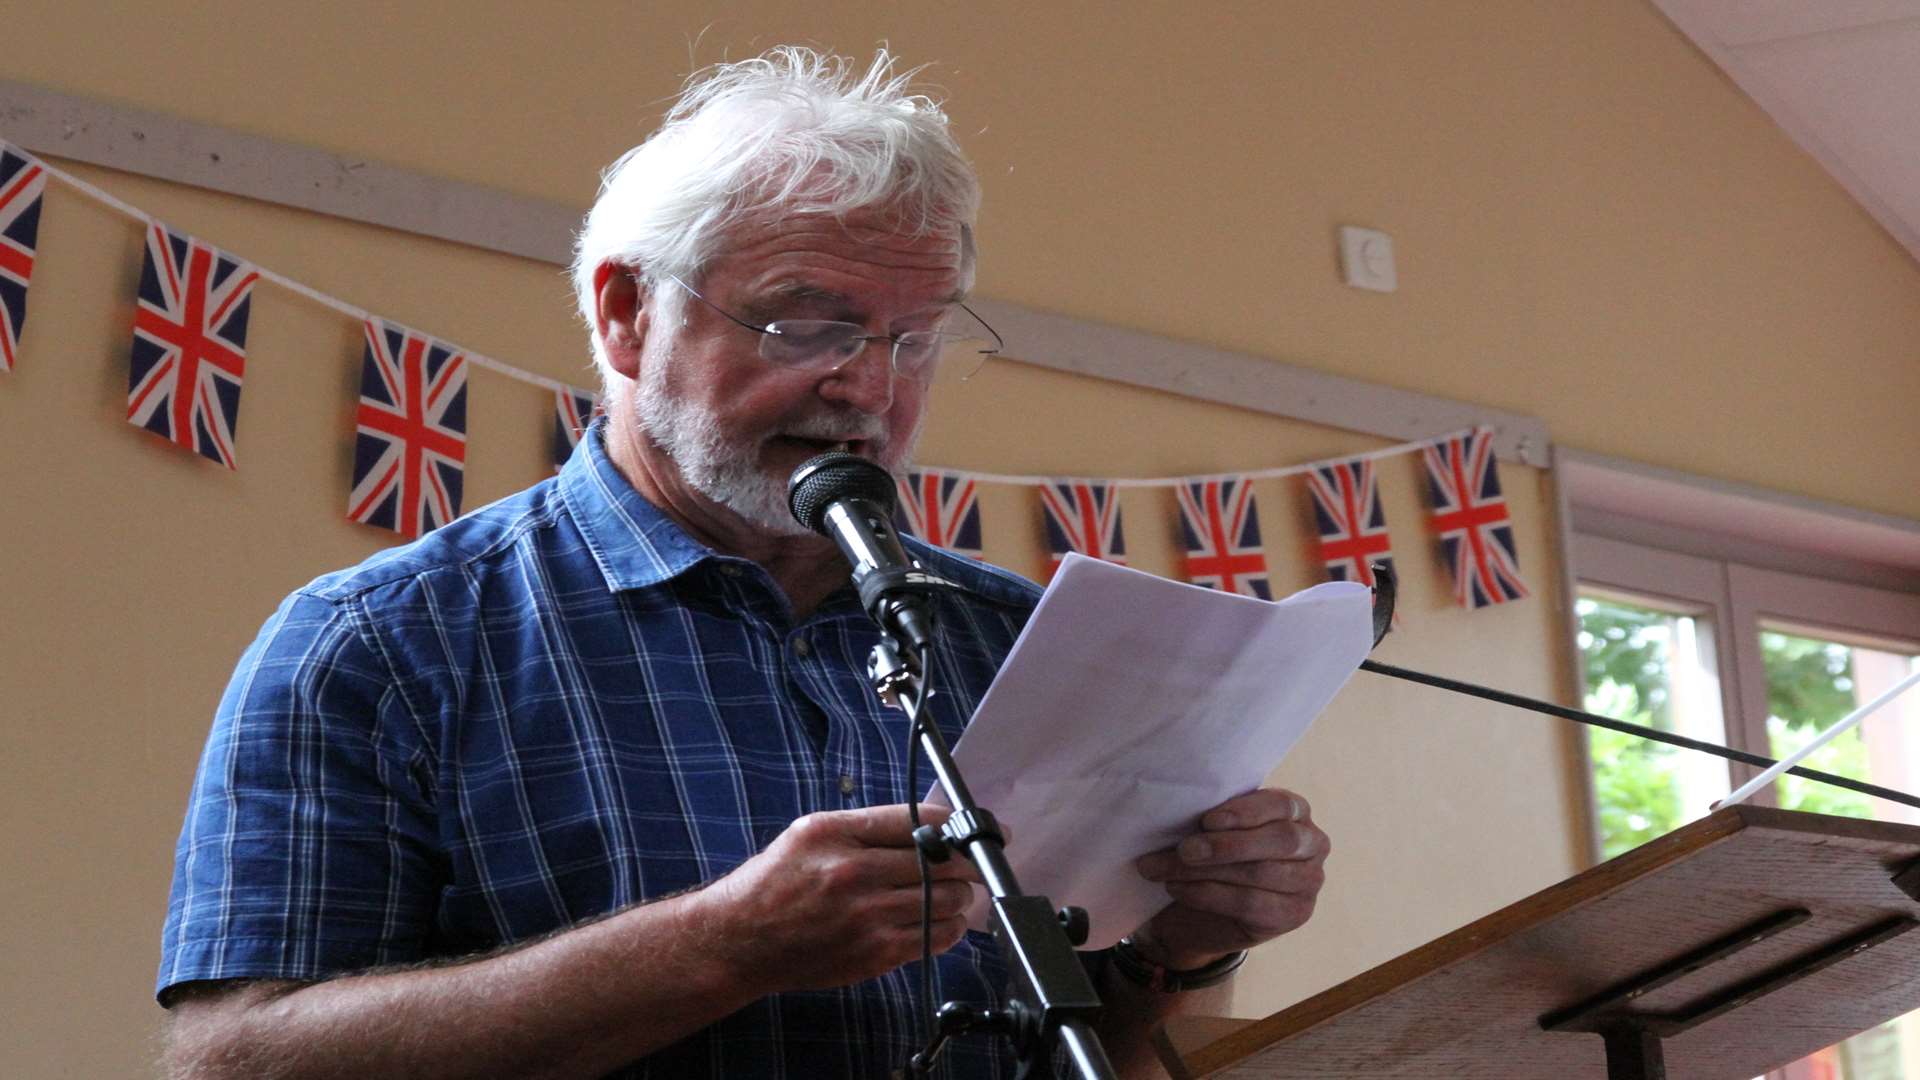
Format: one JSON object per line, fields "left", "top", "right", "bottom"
{"left": 1579, "top": 599, "right": 1876, "bottom": 860}
{"left": 1578, "top": 599, "right": 1687, "bottom": 859}
{"left": 1762, "top": 631, "right": 1870, "bottom": 818}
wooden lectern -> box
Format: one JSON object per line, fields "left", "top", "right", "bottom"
{"left": 1154, "top": 806, "right": 1920, "bottom": 1079}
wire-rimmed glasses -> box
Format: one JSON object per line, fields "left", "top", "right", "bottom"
{"left": 664, "top": 273, "right": 1002, "bottom": 383}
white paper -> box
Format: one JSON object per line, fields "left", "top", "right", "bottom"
{"left": 932, "top": 553, "right": 1374, "bottom": 949}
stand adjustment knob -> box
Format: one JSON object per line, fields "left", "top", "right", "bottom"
{"left": 1058, "top": 905, "right": 1091, "bottom": 946}
{"left": 913, "top": 824, "right": 952, "bottom": 863}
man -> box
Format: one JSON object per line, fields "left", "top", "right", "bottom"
{"left": 158, "top": 48, "right": 1330, "bottom": 1078}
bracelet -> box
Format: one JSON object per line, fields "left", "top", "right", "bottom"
{"left": 1109, "top": 936, "right": 1247, "bottom": 993}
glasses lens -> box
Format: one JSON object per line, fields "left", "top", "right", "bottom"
{"left": 760, "top": 321, "right": 864, "bottom": 368}
{"left": 891, "top": 333, "right": 946, "bottom": 379}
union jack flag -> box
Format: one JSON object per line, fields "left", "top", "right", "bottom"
{"left": 349, "top": 319, "right": 468, "bottom": 539}
{"left": 126, "top": 223, "right": 259, "bottom": 468}
{"left": 1039, "top": 481, "right": 1125, "bottom": 579}
{"left": 1176, "top": 477, "right": 1272, "bottom": 599}
{"left": 894, "top": 468, "right": 983, "bottom": 557}
{"left": 0, "top": 144, "right": 47, "bottom": 374}
{"left": 552, "top": 385, "right": 599, "bottom": 471}
{"left": 1422, "top": 428, "right": 1529, "bottom": 608}
{"left": 1305, "top": 459, "right": 1394, "bottom": 588}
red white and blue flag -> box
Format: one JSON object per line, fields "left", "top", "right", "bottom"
{"left": 895, "top": 468, "right": 983, "bottom": 556}
{"left": 1422, "top": 428, "right": 1529, "bottom": 608}
{"left": 1039, "top": 481, "right": 1125, "bottom": 579}
{"left": 1176, "top": 477, "right": 1272, "bottom": 599}
{"left": 552, "top": 385, "right": 599, "bottom": 471}
{"left": 1305, "top": 459, "right": 1394, "bottom": 588}
{"left": 126, "top": 223, "right": 259, "bottom": 468}
{"left": 349, "top": 319, "right": 468, "bottom": 538}
{"left": 0, "top": 144, "right": 47, "bottom": 374}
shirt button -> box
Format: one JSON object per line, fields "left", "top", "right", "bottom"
{"left": 839, "top": 774, "right": 857, "bottom": 795}
{"left": 791, "top": 636, "right": 813, "bottom": 659}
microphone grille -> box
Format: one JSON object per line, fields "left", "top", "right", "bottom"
{"left": 787, "top": 452, "right": 899, "bottom": 535}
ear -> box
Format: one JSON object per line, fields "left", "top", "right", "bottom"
{"left": 593, "top": 263, "right": 649, "bottom": 380}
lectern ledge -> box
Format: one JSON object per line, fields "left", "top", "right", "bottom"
{"left": 1153, "top": 807, "right": 1920, "bottom": 1079}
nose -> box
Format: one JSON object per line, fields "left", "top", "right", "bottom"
{"left": 818, "top": 339, "right": 897, "bottom": 415}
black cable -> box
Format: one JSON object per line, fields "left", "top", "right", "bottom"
{"left": 900, "top": 646, "right": 941, "bottom": 1066}
{"left": 1358, "top": 659, "right": 1920, "bottom": 812}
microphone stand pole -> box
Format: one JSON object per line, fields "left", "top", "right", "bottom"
{"left": 869, "top": 634, "right": 1116, "bottom": 1080}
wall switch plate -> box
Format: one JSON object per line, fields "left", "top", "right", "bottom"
{"left": 1339, "top": 226, "right": 1397, "bottom": 293}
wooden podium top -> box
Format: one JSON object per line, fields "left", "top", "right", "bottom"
{"left": 1156, "top": 806, "right": 1920, "bottom": 1079}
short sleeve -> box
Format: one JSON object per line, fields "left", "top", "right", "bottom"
{"left": 156, "top": 590, "right": 441, "bottom": 1003}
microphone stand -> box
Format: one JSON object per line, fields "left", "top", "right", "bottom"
{"left": 872, "top": 563, "right": 1401, "bottom": 1076}
{"left": 866, "top": 630, "right": 1116, "bottom": 1079}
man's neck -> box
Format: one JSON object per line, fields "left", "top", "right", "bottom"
{"left": 604, "top": 417, "right": 852, "bottom": 621}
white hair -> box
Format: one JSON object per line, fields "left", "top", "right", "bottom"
{"left": 572, "top": 46, "right": 981, "bottom": 384}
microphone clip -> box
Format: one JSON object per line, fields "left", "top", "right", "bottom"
{"left": 865, "top": 635, "right": 920, "bottom": 711}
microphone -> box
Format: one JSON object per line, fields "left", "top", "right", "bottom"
{"left": 788, "top": 451, "right": 945, "bottom": 655}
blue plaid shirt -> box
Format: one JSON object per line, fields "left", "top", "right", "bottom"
{"left": 158, "top": 422, "right": 1047, "bottom": 1078}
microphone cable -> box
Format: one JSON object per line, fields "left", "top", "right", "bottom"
{"left": 899, "top": 642, "right": 943, "bottom": 1067}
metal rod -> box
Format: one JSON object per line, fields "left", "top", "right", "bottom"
{"left": 1358, "top": 660, "right": 1920, "bottom": 813}
{"left": 1540, "top": 909, "right": 1810, "bottom": 1032}
{"left": 1718, "top": 668, "right": 1920, "bottom": 809}
{"left": 1057, "top": 1017, "right": 1119, "bottom": 1079}
{"left": 894, "top": 649, "right": 1115, "bottom": 1080}
{"left": 1600, "top": 1023, "right": 1667, "bottom": 1080}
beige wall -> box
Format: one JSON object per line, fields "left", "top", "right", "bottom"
{"left": 1, "top": 1, "right": 1913, "bottom": 1075}
{"left": 7, "top": 1, "right": 1915, "bottom": 516}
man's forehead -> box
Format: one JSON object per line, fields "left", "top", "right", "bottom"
{"left": 714, "top": 211, "right": 964, "bottom": 267}
{"left": 710, "top": 214, "right": 970, "bottom": 305}
{"left": 749, "top": 279, "right": 969, "bottom": 308}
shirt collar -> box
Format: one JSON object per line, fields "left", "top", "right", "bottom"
{"left": 559, "top": 417, "right": 1043, "bottom": 611}
{"left": 558, "top": 417, "right": 720, "bottom": 591}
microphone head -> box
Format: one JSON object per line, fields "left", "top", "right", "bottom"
{"left": 788, "top": 451, "right": 899, "bottom": 536}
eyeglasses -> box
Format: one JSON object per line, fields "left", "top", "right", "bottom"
{"left": 664, "top": 273, "right": 1003, "bottom": 382}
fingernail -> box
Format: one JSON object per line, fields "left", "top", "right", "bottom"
{"left": 1181, "top": 837, "right": 1212, "bottom": 863}
{"left": 1205, "top": 811, "right": 1236, "bottom": 830}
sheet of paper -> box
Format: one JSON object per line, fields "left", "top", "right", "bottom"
{"left": 932, "top": 552, "right": 1375, "bottom": 949}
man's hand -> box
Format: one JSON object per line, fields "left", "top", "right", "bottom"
{"left": 1131, "top": 788, "right": 1329, "bottom": 969}
{"left": 694, "top": 803, "right": 979, "bottom": 992}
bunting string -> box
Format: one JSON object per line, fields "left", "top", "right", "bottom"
{"left": 927, "top": 427, "right": 1476, "bottom": 489}
{"left": 8, "top": 138, "right": 1533, "bottom": 608}
{"left": 21, "top": 145, "right": 582, "bottom": 397}
{"left": 18, "top": 141, "right": 1481, "bottom": 490}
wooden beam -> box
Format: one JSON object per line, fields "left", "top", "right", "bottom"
{"left": 0, "top": 79, "right": 576, "bottom": 264}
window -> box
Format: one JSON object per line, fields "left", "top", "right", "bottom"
{"left": 1571, "top": 534, "right": 1920, "bottom": 1080}
{"left": 1576, "top": 593, "right": 1729, "bottom": 858}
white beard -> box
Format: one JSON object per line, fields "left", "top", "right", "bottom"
{"left": 632, "top": 352, "right": 916, "bottom": 537}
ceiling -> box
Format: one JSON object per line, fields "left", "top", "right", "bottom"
{"left": 1651, "top": 0, "right": 1920, "bottom": 264}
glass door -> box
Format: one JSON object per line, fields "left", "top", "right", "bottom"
{"left": 1766, "top": 629, "right": 1920, "bottom": 1080}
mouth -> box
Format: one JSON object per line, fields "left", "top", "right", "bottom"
{"left": 774, "top": 435, "right": 873, "bottom": 459}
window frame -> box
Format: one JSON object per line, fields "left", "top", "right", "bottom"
{"left": 1569, "top": 533, "right": 1920, "bottom": 814}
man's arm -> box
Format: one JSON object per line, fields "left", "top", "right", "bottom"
{"left": 1087, "top": 951, "right": 1235, "bottom": 1080}
{"left": 164, "top": 804, "right": 977, "bottom": 1080}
